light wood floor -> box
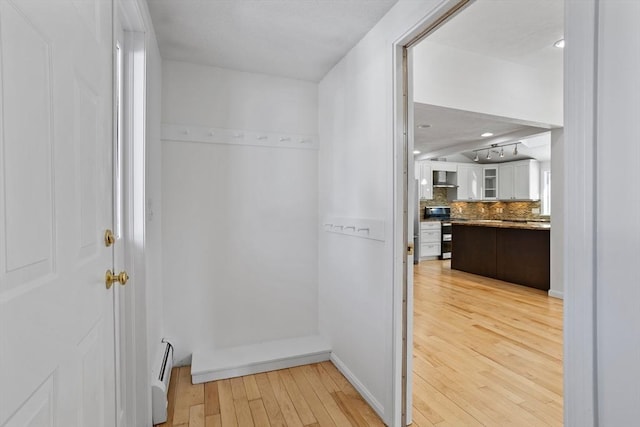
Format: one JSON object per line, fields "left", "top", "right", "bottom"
{"left": 157, "top": 259, "right": 563, "bottom": 426}
{"left": 411, "top": 260, "right": 563, "bottom": 426}
{"left": 155, "top": 361, "right": 385, "bottom": 427}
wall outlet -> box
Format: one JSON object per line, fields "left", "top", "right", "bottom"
{"left": 532, "top": 208, "right": 540, "bottom": 214}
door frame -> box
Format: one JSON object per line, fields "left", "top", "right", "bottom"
{"left": 114, "top": 0, "right": 151, "bottom": 425}
{"left": 390, "top": 1, "right": 473, "bottom": 424}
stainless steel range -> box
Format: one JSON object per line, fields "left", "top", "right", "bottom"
{"left": 424, "top": 206, "right": 452, "bottom": 260}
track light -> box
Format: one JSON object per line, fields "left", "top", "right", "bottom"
{"left": 471, "top": 141, "right": 521, "bottom": 161}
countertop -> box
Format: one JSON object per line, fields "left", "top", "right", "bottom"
{"left": 450, "top": 219, "right": 551, "bottom": 231}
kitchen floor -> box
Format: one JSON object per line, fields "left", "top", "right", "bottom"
{"left": 412, "top": 259, "right": 563, "bottom": 426}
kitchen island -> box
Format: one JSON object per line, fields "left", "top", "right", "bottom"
{"left": 451, "top": 220, "right": 550, "bottom": 290}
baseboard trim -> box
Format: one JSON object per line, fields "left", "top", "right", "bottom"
{"left": 548, "top": 289, "right": 564, "bottom": 299}
{"left": 330, "top": 353, "right": 385, "bottom": 420}
{"left": 191, "top": 335, "right": 331, "bottom": 384}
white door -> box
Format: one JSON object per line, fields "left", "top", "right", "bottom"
{"left": 0, "top": 1, "right": 117, "bottom": 426}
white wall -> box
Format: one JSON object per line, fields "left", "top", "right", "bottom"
{"left": 161, "top": 60, "right": 319, "bottom": 363}
{"left": 143, "top": 2, "right": 164, "bottom": 377}
{"left": 318, "top": 1, "right": 445, "bottom": 423}
{"left": 413, "top": 40, "right": 563, "bottom": 127}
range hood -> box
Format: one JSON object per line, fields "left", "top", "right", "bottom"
{"left": 433, "top": 170, "right": 458, "bottom": 188}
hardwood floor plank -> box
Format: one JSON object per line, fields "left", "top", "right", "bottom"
{"left": 288, "top": 367, "right": 337, "bottom": 427}
{"left": 296, "top": 365, "right": 352, "bottom": 426}
{"left": 205, "top": 414, "right": 221, "bottom": 427}
{"left": 266, "top": 370, "right": 304, "bottom": 427}
{"left": 173, "top": 367, "right": 204, "bottom": 425}
{"left": 331, "top": 391, "right": 368, "bottom": 427}
{"left": 255, "top": 373, "right": 287, "bottom": 427}
{"left": 218, "top": 379, "right": 239, "bottom": 427}
{"left": 205, "top": 381, "right": 220, "bottom": 416}
{"left": 244, "top": 376, "right": 262, "bottom": 401}
{"left": 277, "top": 369, "right": 316, "bottom": 425}
{"left": 318, "top": 362, "right": 383, "bottom": 426}
{"left": 230, "top": 377, "right": 248, "bottom": 400}
{"left": 318, "top": 362, "right": 357, "bottom": 397}
{"left": 234, "top": 396, "right": 255, "bottom": 427}
{"left": 189, "top": 404, "right": 205, "bottom": 427}
{"left": 248, "top": 399, "right": 271, "bottom": 427}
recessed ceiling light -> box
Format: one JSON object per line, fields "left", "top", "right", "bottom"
{"left": 554, "top": 39, "right": 565, "bottom": 49}
{"left": 413, "top": 150, "right": 421, "bottom": 155}
{"left": 481, "top": 132, "right": 494, "bottom": 137}
{"left": 417, "top": 124, "right": 432, "bottom": 129}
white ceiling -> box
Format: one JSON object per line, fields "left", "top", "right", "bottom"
{"left": 147, "top": 0, "right": 399, "bottom": 82}
{"left": 413, "top": 0, "right": 563, "bottom": 163}
{"left": 413, "top": 103, "right": 551, "bottom": 162}
{"left": 428, "top": 0, "right": 564, "bottom": 70}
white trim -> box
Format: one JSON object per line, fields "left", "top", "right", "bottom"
{"left": 564, "top": 0, "right": 597, "bottom": 425}
{"left": 330, "top": 353, "right": 385, "bottom": 418}
{"left": 548, "top": 290, "right": 564, "bottom": 299}
{"left": 116, "top": 0, "right": 152, "bottom": 424}
{"left": 390, "top": 1, "right": 474, "bottom": 425}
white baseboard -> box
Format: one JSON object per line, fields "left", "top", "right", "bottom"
{"left": 330, "top": 353, "right": 385, "bottom": 420}
{"left": 191, "top": 335, "right": 331, "bottom": 384}
{"left": 548, "top": 289, "right": 564, "bottom": 299}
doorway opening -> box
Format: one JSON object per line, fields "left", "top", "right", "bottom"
{"left": 396, "top": 0, "right": 564, "bottom": 424}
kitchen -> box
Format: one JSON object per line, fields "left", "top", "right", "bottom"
{"left": 415, "top": 132, "right": 552, "bottom": 291}
{"left": 408, "top": 1, "right": 564, "bottom": 425}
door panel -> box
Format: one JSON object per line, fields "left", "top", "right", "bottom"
{"left": 0, "top": 0, "right": 115, "bottom": 426}
{"left": 0, "top": 0, "right": 54, "bottom": 289}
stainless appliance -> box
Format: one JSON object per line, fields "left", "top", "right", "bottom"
{"left": 424, "top": 206, "right": 452, "bottom": 260}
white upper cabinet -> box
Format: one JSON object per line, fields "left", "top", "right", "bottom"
{"left": 498, "top": 160, "right": 540, "bottom": 200}
{"left": 415, "top": 160, "right": 433, "bottom": 200}
{"left": 457, "top": 164, "right": 483, "bottom": 200}
{"left": 499, "top": 163, "right": 515, "bottom": 199}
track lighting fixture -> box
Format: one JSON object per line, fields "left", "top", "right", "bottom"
{"left": 470, "top": 141, "right": 521, "bottom": 161}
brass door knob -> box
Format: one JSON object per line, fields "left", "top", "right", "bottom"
{"left": 104, "top": 229, "right": 116, "bottom": 247}
{"left": 105, "top": 269, "right": 129, "bottom": 289}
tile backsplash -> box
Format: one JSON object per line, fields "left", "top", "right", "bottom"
{"left": 420, "top": 187, "right": 546, "bottom": 221}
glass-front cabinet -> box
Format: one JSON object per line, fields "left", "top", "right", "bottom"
{"left": 483, "top": 167, "right": 498, "bottom": 199}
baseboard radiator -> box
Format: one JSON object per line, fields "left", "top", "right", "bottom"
{"left": 151, "top": 340, "right": 174, "bottom": 425}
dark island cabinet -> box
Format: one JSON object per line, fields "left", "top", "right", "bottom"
{"left": 451, "top": 224, "right": 550, "bottom": 290}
